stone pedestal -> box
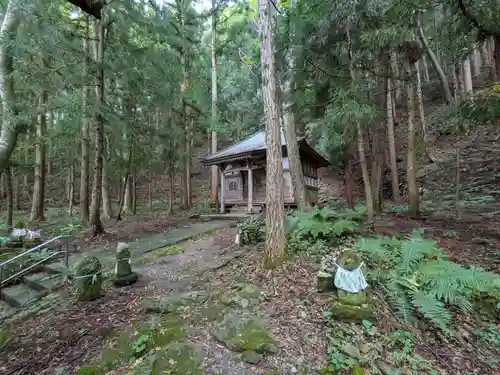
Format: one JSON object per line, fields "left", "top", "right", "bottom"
{"left": 112, "top": 242, "right": 138, "bottom": 287}
{"left": 75, "top": 256, "right": 103, "bottom": 302}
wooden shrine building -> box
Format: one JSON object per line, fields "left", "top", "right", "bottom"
{"left": 200, "top": 129, "right": 330, "bottom": 213}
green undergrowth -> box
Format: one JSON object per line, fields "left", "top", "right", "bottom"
{"left": 75, "top": 282, "right": 274, "bottom": 375}
{"left": 237, "top": 205, "right": 366, "bottom": 257}
{"left": 356, "top": 230, "right": 500, "bottom": 332}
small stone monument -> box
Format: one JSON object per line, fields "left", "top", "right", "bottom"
{"left": 112, "top": 242, "right": 138, "bottom": 287}
{"left": 75, "top": 255, "right": 103, "bottom": 302}
{"left": 331, "top": 251, "right": 374, "bottom": 321}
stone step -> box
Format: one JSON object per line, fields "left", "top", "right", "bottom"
{"left": 0, "top": 300, "right": 17, "bottom": 320}
{"left": 0, "top": 284, "right": 45, "bottom": 308}
{"left": 43, "top": 262, "right": 68, "bottom": 275}
{"left": 22, "top": 272, "right": 63, "bottom": 292}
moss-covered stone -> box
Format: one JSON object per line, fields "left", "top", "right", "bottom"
{"left": 75, "top": 256, "right": 103, "bottom": 302}
{"left": 242, "top": 350, "right": 262, "bottom": 364}
{"left": 213, "top": 313, "right": 278, "bottom": 354}
{"left": 331, "top": 300, "right": 375, "bottom": 322}
{"left": 219, "top": 283, "right": 263, "bottom": 308}
{"left": 151, "top": 342, "right": 204, "bottom": 375}
{"left": 317, "top": 271, "right": 335, "bottom": 292}
{"left": 76, "top": 366, "right": 104, "bottom": 375}
{"left": 0, "top": 329, "right": 10, "bottom": 346}
{"left": 337, "top": 290, "right": 367, "bottom": 306}
{"left": 143, "top": 290, "right": 209, "bottom": 314}
{"left": 336, "top": 251, "right": 362, "bottom": 271}
{"left": 112, "top": 243, "right": 138, "bottom": 287}
{"left": 113, "top": 272, "right": 138, "bottom": 287}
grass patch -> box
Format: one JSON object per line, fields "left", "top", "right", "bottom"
{"left": 147, "top": 245, "right": 185, "bottom": 260}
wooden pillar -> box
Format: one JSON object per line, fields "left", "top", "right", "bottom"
{"left": 220, "top": 166, "right": 225, "bottom": 213}
{"left": 247, "top": 162, "right": 253, "bottom": 213}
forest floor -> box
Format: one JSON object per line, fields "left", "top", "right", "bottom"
{"left": 1, "top": 203, "right": 499, "bottom": 375}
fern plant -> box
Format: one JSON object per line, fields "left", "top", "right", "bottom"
{"left": 286, "top": 206, "right": 360, "bottom": 254}
{"left": 357, "top": 230, "right": 500, "bottom": 332}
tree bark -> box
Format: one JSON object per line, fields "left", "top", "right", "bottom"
{"left": 14, "top": 168, "right": 20, "bottom": 210}
{"left": 102, "top": 152, "right": 113, "bottom": 218}
{"left": 0, "top": 0, "right": 22, "bottom": 176}
{"left": 404, "top": 59, "right": 419, "bottom": 217}
{"left": 386, "top": 76, "right": 401, "bottom": 202}
{"left": 89, "top": 16, "right": 105, "bottom": 236}
{"left": 417, "top": 12, "right": 452, "bottom": 103}
{"left": 348, "top": 29, "right": 374, "bottom": 220}
{"left": 80, "top": 13, "right": 90, "bottom": 225}
{"left": 6, "top": 166, "right": 13, "bottom": 228}
{"left": 259, "top": 0, "right": 286, "bottom": 268}
{"left": 68, "top": 163, "right": 75, "bottom": 216}
{"left": 210, "top": 0, "right": 219, "bottom": 203}
{"left": 30, "top": 89, "right": 48, "bottom": 222}
{"left": 280, "top": 0, "right": 310, "bottom": 212}
{"left": 463, "top": 58, "right": 473, "bottom": 94}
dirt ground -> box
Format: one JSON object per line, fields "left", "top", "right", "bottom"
{"left": 1, "top": 212, "right": 499, "bottom": 375}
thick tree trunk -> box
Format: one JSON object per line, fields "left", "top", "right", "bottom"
{"left": 30, "top": 89, "right": 48, "bottom": 222}
{"left": 89, "top": 17, "right": 105, "bottom": 236}
{"left": 102, "top": 155, "right": 113, "bottom": 218}
{"left": 14, "top": 168, "right": 20, "bottom": 210}
{"left": 0, "top": 1, "right": 22, "bottom": 176}
{"left": 210, "top": 0, "right": 219, "bottom": 203}
{"left": 259, "top": 0, "right": 286, "bottom": 268}
{"left": 386, "top": 77, "right": 401, "bottom": 202}
{"left": 494, "top": 36, "right": 500, "bottom": 81}
{"left": 68, "top": 163, "right": 75, "bottom": 215}
{"left": 404, "top": 59, "right": 419, "bottom": 217}
{"left": 417, "top": 13, "right": 452, "bottom": 103}
{"left": 123, "top": 174, "right": 133, "bottom": 213}
{"left": 463, "top": 58, "right": 473, "bottom": 94}
{"left": 80, "top": 14, "right": 90, "bottom": 225}
{"left": 6, "top": 166, "right": 13, "bottom": 228}
{"left": 348, "top": 30, "right": 373, "bottom": 220}
{"left": 281, "top": 0, "right": 310, "bottom": 212}
{"left": 132, "top": 172, "right": 137, "bottom": 215}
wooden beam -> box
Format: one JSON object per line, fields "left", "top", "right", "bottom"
{"left": 66, "top": 0, "right": 102, "bottom": 19}
{"left": 247, "top": 162, "right": 253, "bottom": 213}
{"left": 220, "top": 168, "right": 225, "bottom": 213}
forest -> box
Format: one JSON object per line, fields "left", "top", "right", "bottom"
{"left": 0, "top": 0, "right": 499, "bottom": 374}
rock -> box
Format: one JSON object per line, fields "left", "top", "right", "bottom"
{"left": 219, "top": 283, "right": 263, "bottom": 308}
{"left": 213, "top": 313, "right": 278, "bottom": 354}
{"left": 143, "top": 290, "right": 209, "bottom": 314}
{"left": 337, "top": 290, "right": 367, "bottom": 306}
{"left": 152, "top": 342, "right": 204, "bottom": 375}
{"left": 0, "top": 329, "right": 10, "bottom": 346}
{"left": 290, "top": 365, "right": 298, "bottom": 373}
{"left": 340, "top": 342, "right": 361, "bottom": 359}
{"left": 76, "top": 366, "right": 104, "bottom": 375}
{"left": 112, "top": 242, "right": 138, "bottom": 287}
{"left": 331, "top": 301, "right": 375, "bottom": 322}
{"left": 317, "top": 271, "right": 335, "bottom": 292}
{"left": 359, "top": 343, "right": 372, "bottom": 354}
{"left": 241, "top": 350, "right": 262, "bottom": 364}
{"left": 74, "top": 256, "right": 103, "bottom": 302}
{"left": 377, "top": 361, "right": 400, "bottom": 375}
{"left": 336, "top": 251, "right": 362, "bottom": 271}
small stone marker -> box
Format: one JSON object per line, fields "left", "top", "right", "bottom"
{"left": 316, "top": 270, "right": 335, "bottom": 292}
{"left": 331, "top": 251, "right": 374, "bottom": 321}
{"left": 112, "top": 242, "right": 138, "bottom": 287}
{"left": 75, "top": 256, "right": 103, "bottom": 302}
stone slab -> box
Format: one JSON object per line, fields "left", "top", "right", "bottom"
{"left": 0, "top": 300, "right": 17, "bottom": 320}
{"left": 23, "top": 272, "right": 63, "bottom": 292}
{"left": 0, "top": 284, "right": 45, "bottom": 308}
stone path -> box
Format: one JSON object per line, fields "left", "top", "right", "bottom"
{"left": 72, "top": 220, "right": 237, "bottom": 268}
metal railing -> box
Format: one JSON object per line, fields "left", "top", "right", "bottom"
{"left": 0, "top": 235, "right": 69, "bottom": 289}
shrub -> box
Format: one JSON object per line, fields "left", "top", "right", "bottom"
{"left": 286, "top": 206, "right": 363, "bottom": 255}
{"left": 237, "top": 215, "right": 265, "bottom": 244}
{"left": 356, "top": 230, "right": 500, "bottom": 332}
